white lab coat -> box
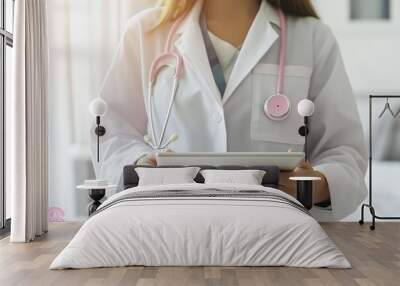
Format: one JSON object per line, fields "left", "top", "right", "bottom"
{"left": 92, "top": 0, "right": 368, "bottom": 220}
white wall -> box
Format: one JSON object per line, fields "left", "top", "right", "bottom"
{"left": 315, "top": 0, "right": 400, "bottom": 95}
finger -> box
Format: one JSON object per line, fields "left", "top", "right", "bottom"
{"left": 147, "top": 153, "right": 157, "bottom": 160}
{"left": 297, "top": 160, "right": 313, "bottom": 169}
{"left": 147, "top": 156, "right": 158, "bottom": 167}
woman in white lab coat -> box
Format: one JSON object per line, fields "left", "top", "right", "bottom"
{"left": 92, "top": 0, "right": 368, "bottom": 220}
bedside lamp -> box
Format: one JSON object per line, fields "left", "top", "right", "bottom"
{"left": 89, "top": 98, "right": 108, "bottom": 162}
{"left": 297, "top": 99, "right": 315, "bottom": 162}
{"left": 79, "top": 98, "right": 114, "bottom": 216}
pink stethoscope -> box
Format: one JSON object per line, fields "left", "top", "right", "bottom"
{"left": 144, "top": 9, "right": 291, "bottom": 150}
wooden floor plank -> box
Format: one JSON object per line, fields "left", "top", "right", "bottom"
{"left": 0, "top": 222, "right": 399, "bottom": 286}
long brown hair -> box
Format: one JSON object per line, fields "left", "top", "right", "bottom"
{"left": 268, "top": 0, "right": 319, "bottom": 18}
{"left": 156, "top": 0, "right": 319, "bottom": 28}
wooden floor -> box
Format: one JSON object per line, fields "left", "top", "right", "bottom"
{"left": 0, "top": 222, "right": 399, "bottom": 286}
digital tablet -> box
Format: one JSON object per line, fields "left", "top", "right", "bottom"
{"left": 156, "top": 152, "right": 305, "bottom": 171}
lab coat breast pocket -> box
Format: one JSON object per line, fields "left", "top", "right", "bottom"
{"left": 251, "top": 64, "right": 313, "bottom": 145}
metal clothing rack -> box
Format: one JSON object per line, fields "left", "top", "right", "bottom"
{"left": 359, "top": 95, "right": 400, "bottom": 230}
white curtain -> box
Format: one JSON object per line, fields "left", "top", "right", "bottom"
{"left": 9, "top": 0, "right": 49, "bottom": 242}
{"left": 47, "top": 0, "right": 155, "bottom": 220}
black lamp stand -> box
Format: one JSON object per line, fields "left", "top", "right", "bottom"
{"left": 94, "top": 116, "right": 106, "bottom": 162}
{"left": 293, "top": 116, "right": 313, "bottom": 210}
{"left": 88, "top": 189, "right": 106, "bottom": 216}
{"left": 296, "top": 180, "right": 313, "bottom": 210}
{"left": 298, "top": 117, "right": 309, "bottom": 161}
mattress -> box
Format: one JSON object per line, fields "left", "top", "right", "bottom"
{"left": 50, "top": 183, "right": 350, "bottom": 269}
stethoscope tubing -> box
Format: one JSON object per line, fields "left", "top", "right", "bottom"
{"left": 158, "top": 78, "right": 179, "bottom": 149}
{"left": 146, "top": 13, "right": 187, "bottom": 150}
{"left": 148, "top": 64, "right": 180, "bottom": 150}
{"left": 276, "top": 9, "right": 286, "bottom": 96}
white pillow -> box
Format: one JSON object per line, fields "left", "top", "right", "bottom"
{"left": 200, "top": 169, "right": 266, "bottom": 185}
{"left": 136, "top": 167, "right": 201, "bottom": 186}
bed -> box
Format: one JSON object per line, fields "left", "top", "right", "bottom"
{"left": 50, "top": 165, "right": 350, "bottom": 269}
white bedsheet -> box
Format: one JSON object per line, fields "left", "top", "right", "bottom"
{"left": 50, "top": 183, "right": 350, "bottom": 269}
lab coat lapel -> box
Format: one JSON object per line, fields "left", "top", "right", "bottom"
{"left": 222, "top": 2, "right": 279, "bottom": 105}
{"left": 175, "top": 0, "right": 223, "bottom": 106}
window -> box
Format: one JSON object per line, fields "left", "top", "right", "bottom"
{"left": 0, "top": 0, "right": 14, "bottom": 235}
{"left": 350, "top": 0, "right": 391, "bottom": 20}
{"left": 314, "top": 0, "right": 400, "bottom": 32}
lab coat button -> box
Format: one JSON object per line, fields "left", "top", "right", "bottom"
{"left": 214, "top": 113, "right": 223, "bottom": 123}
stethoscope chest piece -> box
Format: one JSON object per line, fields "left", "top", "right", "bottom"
{"left": 264, "top": 94, "right": 291, "bottom": 121}
{"left": 263, "top": 9, "right": 290, "bottom": 122}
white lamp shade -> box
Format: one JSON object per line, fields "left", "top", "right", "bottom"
{"left": 297, "top": 99, "right": 315, "bottom": 117}
{"left": 89, "top": 98, "right": 108, "bottom": 116}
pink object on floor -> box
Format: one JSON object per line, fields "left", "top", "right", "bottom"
{"left": 48, "top": 207, "right": 64, "bottom": 222}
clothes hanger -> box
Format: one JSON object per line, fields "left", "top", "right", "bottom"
{"left": 394, "top": 105, "right": 400, "bottom": 118}
{"left": 378, "top": 98, "right": 395, "bottom": 118}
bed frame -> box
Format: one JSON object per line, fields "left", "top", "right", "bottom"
{"left": 123, "top": 165, "right": 280, "bottom": 190}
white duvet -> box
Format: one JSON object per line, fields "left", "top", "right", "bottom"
{"left": 50, "top": 184, "right": 350, "bottom": 269}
